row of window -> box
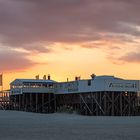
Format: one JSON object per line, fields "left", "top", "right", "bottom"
{"left": 11, "top": 80, "right": 92, "bottom": 89}
{"left": 11, "top": 84, "right": 54, "bottom": 89}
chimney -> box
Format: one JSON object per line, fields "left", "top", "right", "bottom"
{"left": 75, "top": 76, "right": 80, "bottom": 81}
{"left": 48, "top": 74, "right": 51, "bottom": 80}
{"left": 75, "top": 76, "right": 78, "bottom": 81}
{"left": 35, "top": 75, "right": 39, "bottom": 80}
{"left": 43, "top": 75, "right": 46, "bottom": 80}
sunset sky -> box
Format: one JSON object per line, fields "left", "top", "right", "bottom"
{"left": 0, "top": 0, "right": 140, "bottom": 89}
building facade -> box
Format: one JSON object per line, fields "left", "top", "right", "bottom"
{"left": 10, "top": 75, "right": 140, "bottom": 116}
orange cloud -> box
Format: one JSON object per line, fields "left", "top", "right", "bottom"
{"left": 0, "top": 49, "right": 37, "bottom": 72}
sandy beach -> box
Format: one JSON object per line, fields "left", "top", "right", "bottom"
{"left": 0, "top": 110, "right": 140, "bottom": 140}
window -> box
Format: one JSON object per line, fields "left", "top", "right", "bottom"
{"left": 87, "top": 80, "right": 91, "bottom": 86}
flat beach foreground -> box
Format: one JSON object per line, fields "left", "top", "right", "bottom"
{"left": 0, "top": 111, "right": 140, "bottom": 140}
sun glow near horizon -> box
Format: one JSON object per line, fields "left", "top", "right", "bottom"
{"left": 2, "top": 42, "right": 140, "bottom": 90}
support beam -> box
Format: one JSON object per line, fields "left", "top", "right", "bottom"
{"left": 79, "top": 94, "right": 92, "bottom": 115}
{"left": 111, "top": 92, "right": 114, "bottom": 116}
{"left": 42, "top": 93, "right": 44, "bottom": 113}
{"left": 35, "top": 93, "right": 38, "bottom": 113}
{"left": 54, "top": 94, "right": 56, "bottom": 112}
{"left": 104, "top": 92, "right": 107, "bottom": 115}
{"left": 128, "top": 93, "right": 131, "bottom": 115}
{"left": 120, "top": 93, "right": 122, "bottom": 116}
{"left": 19, "top": 95, "right": 21, "bottom": 110}
{"left": 30, "top": 93, "right": 33, "bottom": 112}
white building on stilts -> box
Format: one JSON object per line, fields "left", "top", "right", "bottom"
{"left": 10, "top": 75, "right": 140, "bottom": 116}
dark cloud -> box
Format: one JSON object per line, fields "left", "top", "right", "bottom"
{"left": 0, "top": 49, "right": 37, "bottom": 72}
{"left": 0, "top": 0, "right": 140, "bottom": 69}
{"left": 0, "top": 0, "right": 140, "bottom": 50}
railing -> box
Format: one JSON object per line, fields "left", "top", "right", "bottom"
{"left": 0, "top": 90, "right": 10, "bottom": 110}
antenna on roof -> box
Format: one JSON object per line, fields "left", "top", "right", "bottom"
{"left": 91, "top": 73, "right": 96, "bottom": 79}
{"left": 67, "top": 78, "right": 69, "bottom": 82}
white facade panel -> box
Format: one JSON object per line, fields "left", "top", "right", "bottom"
{"left": 55, "top": 81, "right": 79, "bottom": 94}
{"left": 11, "top": 87, "right": 55, "bottom": 95}
{"left": 78, "top": 79, "right": 105, "bottom": 93}
{"left": 22, "top": 87, "right": 54, "bottom": 93}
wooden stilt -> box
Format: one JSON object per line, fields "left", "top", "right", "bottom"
{"left": 42, "top": 93, "right": 44, "bottom": 112}
{"left": 35, "top": 93, "right": 38, "bottom": 113}
{"left": 30, "top": 93, "right": 32, "bottom": 112}
{"left": 19, "top": 94, "right": 21, "bottom": 110}
{"left": 54, "top": 94, "right": 56, "bottom": 112}
{"left": 112, "top": 92, "right": 114, "bottom": 116}
{"left": 120, "top": 93, "right": 122, "bottom": 116}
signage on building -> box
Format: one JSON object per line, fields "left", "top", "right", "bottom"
{"left": 109, "top": 82, "right": 137, "bottom": 89}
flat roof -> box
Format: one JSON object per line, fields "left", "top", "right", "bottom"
{"left": 11, "top": 79, "right": 57, "bottom": 85}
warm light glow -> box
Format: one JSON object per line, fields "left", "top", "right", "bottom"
{"left": 0, "top": 1, "right": 140, "bottom": 90}
{"left": 2, "top": 42, "right": 140, "bottom": 90}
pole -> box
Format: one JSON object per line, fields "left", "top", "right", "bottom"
{"left": 0, "top": 73, "right": 3, "bottom": 107}
{"left": 1, "top": 84, "right": 3, "bottom": 93}
{"left": 0, "top": 73, "right": 3, "bottom": 92}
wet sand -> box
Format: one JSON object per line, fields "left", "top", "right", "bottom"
{"left": 0, "top": 110, "right": 140, "bottom": 140}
